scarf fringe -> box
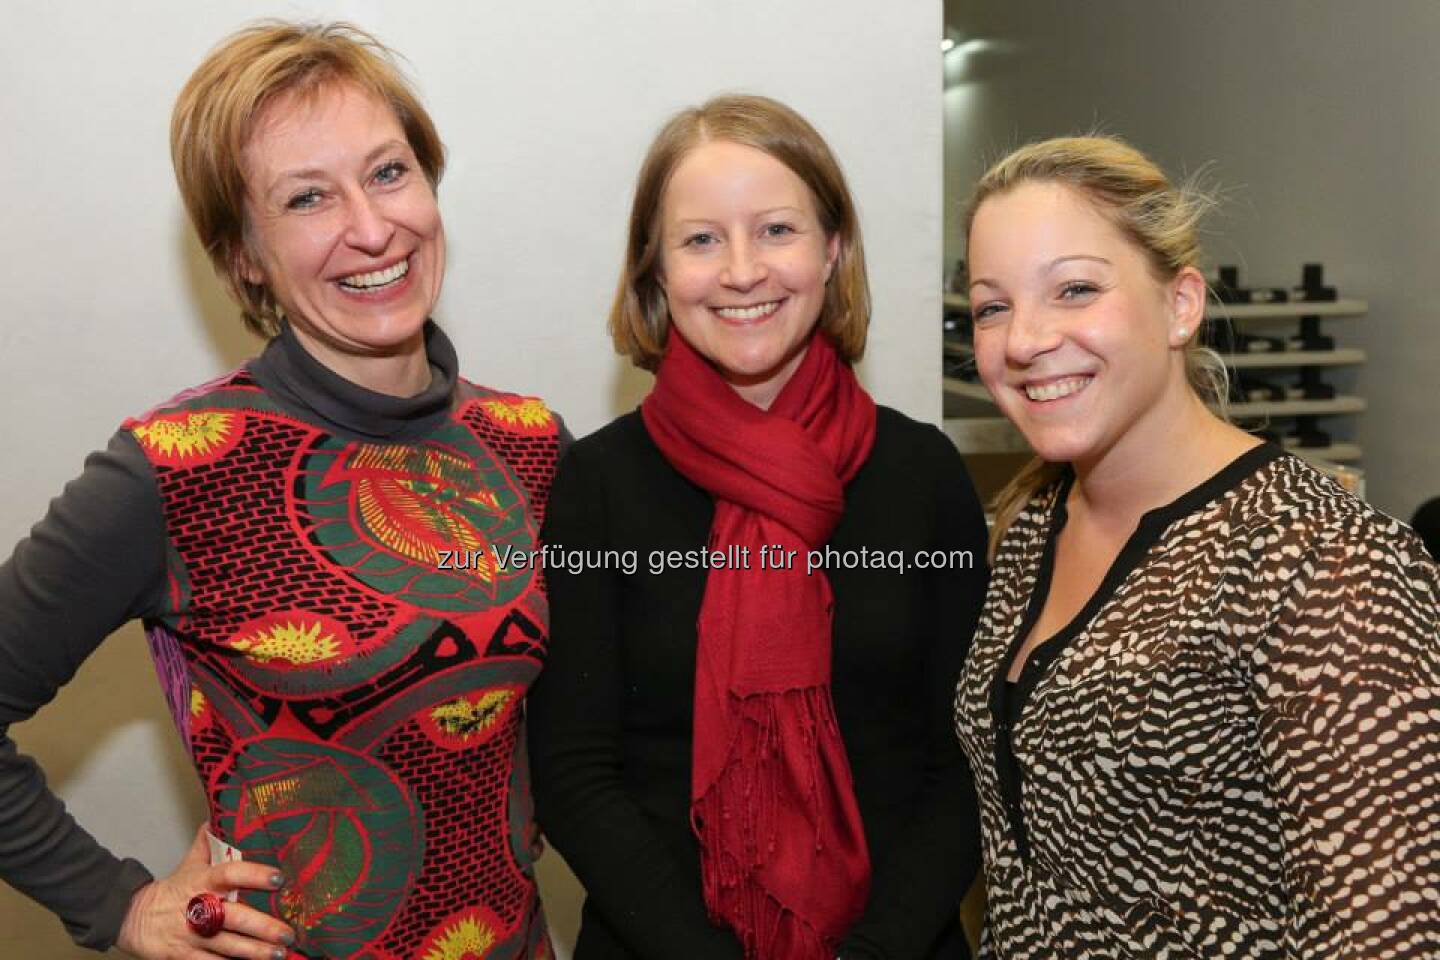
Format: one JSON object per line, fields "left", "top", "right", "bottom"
{"left": 695, "top": 685, "right": 851, "bottom": 960}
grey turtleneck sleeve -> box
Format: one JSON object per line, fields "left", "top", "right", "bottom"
{"left": 0, "top": 429, "right": 166, "bottom": 949}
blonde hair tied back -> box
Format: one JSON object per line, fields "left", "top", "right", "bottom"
{"left": 963, "top": 135, "right": 1228, "bottom": 558}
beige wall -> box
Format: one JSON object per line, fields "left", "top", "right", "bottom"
{"left": 0, "top": 1, "right": 942, "bottom": 956}
{"left": 944, "top": 0, "right": 1440, "bottom": 521}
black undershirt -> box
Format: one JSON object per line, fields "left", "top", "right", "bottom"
{"left": 989, "top": 443, "right": 1283, "bottom": 860}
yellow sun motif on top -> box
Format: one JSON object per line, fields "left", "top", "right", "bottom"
{"left": 133, "top": 412, "right": 238, "bottom": 460}
{"left": 189, "top": 687, "right": 207, "bottom": 717}
{"left": 430, "top": 690, "right": 515, "bottom": 740}
{"left": 480, "top": 398, "right": 552, "bottom": 429}
{"left": 422, "top": 914, "right": 497, "bottom": 960}
{"left": 230, "top": 620, "right": 340, "bottom": 666}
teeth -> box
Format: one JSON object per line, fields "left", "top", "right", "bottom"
{"left": 715, "top": 300, "right": 780, "bottom": 321}
{"left": 339, "top": 258, "right": 409, "bottom": 290}
{"left": 1024, "top": 376, "right": 1093, "bottom": 402}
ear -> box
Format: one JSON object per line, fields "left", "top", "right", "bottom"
{"left": 235, "top": 245, "right": 265, "bottom": 287}
{"left": 825, "top": 232, "right": 841, "bottom": 282}
{"left": 1167, "top": 266, "right": 1206, "bottom": 347}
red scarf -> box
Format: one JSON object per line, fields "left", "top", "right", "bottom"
{"left": 642, "top": 331, "right": 875, "bottom": 960}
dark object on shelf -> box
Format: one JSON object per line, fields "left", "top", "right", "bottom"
{"left": 1285, "top": 414, "right": 1336, "bottom": 454}
{"left": 1200, "top": 321, "right": 1235, "bottom": 352}
{"left": 1294, "top": 263, "right": 1337, "bottom": 302}
{"left": 1250, "top": 428, "right": 1283, "bottom": 445}
{"left": 1290, "top": 328, "right": 1330, "bottom": 351}
{"left": 1214, "top": 265, "right": 1288, "bottom": 304}
{"left": 1411, "top": 497, "right": 1440, "bottom": 562}
{"left": 1290, "top": 318, "right": 1336, "bottom": 351}
{"left": 1295, "top": 368, "right": 1337, "bottom": 400}
{"left": 1214, "top": 266, "right": 1243, "bottom": 303}
{"left": 1288, "top": 424, "right": 1332, "bottom": 448}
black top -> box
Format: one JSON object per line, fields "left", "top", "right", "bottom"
{"left": 0, "top": 322, "right": 566, "bottom": 950}
{"left": 528, "top": 408, "right": 989, "bottom": 960}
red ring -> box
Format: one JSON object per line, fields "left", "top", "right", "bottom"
{"left": 184, "top": 891, "right": 225, "bottom": 938}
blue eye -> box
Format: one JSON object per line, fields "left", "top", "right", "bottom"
{"left": 764, "top": 223, "right": 796, "bottom": 238}
{"left": 1059, "top": 281, "right": 1099, "bottom": 300}
{"left": 286, "top": 189, "right": 322, "bottom": 211}
{"left": 374, "top": 161, "right": 408, "bottom": 185}
{"left": 683, "top": 232, "right": 717, "bottom": 248}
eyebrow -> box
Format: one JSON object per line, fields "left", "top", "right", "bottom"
{"left": 670, "top": 205, "right": 807, "bottom": 225}
{"left": 969, "top": 254, "right": 1113, "bottom": 291}
{"left": 266, "top": 139, "right": 410, "bottom": 195}
{"left": 1048, "top": 254, "right": 1111, "bottom": 269}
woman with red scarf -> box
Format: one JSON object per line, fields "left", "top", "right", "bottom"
{"left": 528, "top": 95, "right": 987, "bottom": 960}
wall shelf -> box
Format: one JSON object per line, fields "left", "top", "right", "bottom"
{"left": 944, "top": 292, "right": 1369, "bottom": 320}
{"left": 1207, "top": 299, "right": 1368, "bottom": 320}
{"left": 1227, "top": 396, "right": 1366, "bottom": 417}
{"left": 1220, "top": 348, "right": 1365, "bottom": 369}
{"left": 1281, "top": 441, "right": 1362, "bottom": 462}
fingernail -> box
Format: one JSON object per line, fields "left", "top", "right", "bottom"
{"left": 269, "top": 872, "right": 286, "bottom": 888}
{"left": 272, "top": 949, "right": 288, "bottom": 960}
{"left": 280, "top": 930, "right": 296, "bottom": 946}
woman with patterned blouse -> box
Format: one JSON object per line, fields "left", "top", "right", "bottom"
{"left": 0, "top": 22, "right": 562, "bottom": 960}
{"left": 954, "top": 136, "right": 1438, "bottom": 958}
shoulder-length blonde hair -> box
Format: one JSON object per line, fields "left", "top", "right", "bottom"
{"left": 965, "top": 136, "right": 1227, "bottom": 557}
{"left": 171, "top": 20, "right": 446, "bottom": 339}
{"left": 609, "top": 94, "right": 870, "bottom": 370}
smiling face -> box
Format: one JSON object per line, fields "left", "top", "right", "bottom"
{"left": 968, "top": 181, "right": 1203, "bottom": 472}
{"left": 658, "top": 140, "right": 838, "bottom": 408}
{"left": 240, "top": 82, "right": 445, "bottom": 370}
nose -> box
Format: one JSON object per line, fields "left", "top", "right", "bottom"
{"left": 1004, "top": 303, "right": 1062, "bottom": 367}
{"left": 343, "top": 190, "right": 395, "bottom": 256}
{"left": 720, "top": 237, "right": 768, "bottom": 290}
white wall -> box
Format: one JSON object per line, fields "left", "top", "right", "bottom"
{"left": 943, "top": 0, "right": 1440, "bottom": 521}
{"left": 0, "top": 2, "right": 942, "bottom": 956}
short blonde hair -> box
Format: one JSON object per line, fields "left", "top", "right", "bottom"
{"left": 964, "top": 135, "right": 1226, "bottom": 555}
{"left": 171, "top": 21, "right": 446, "bottom": 338}
{"left": 609, "top": 95, "right": 870, "bottom": 371}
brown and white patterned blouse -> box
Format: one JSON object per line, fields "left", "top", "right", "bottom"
{"left": 955, "top": 444, "right": 1440, "bottom": 959}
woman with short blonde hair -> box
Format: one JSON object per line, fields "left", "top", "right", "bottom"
{"left": 0, "top": 21, "right": 563, "bottom": 959}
